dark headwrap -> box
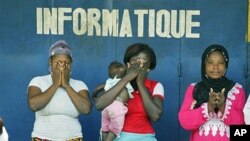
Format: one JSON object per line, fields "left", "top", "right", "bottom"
{"left": 193, "top": 44, "right": 235, "bottom": 109}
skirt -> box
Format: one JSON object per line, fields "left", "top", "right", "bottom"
{"left": 32, "top": 137, "right": 83, "bottom": 141}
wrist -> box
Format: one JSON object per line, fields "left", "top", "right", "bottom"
{"left": 218, "top": 103, "right": 225, "bottom": 113}
{"left": 63, "top": 85, "right": 71, "bottom": 89}
{"left": 137, "top": 82, "right": 144, "bottom": 88}
{"left": 52, "top": 83, "right": 60, "bottom": 88}
{"left": 207, "top": 103, "right": 215, "bottom": 113}
{"left": 121, "top": 76, "right": 130, "bottom": 84}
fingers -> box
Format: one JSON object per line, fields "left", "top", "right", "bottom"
{"left": 127, "top": 63, "right": 131, "bottom": 69}
{"left": 133, "top": 61, "right": 141, "bottom": 69}
{"left": 128, "top": 61, "right": 141, "bottom": 73}
{"left": 55, "top": 61, "right": 71, "bottom": 71}
{"left": 209, "top": 88, "right": 214, "bottom": 95}
{"left": 212, "top": 88, "right": 226, "bottom": 107}
{"left": 209, "top": 88, "right": 218, "bottom": 98}
{"left": 209, "top": 88, "right": 218, "bottom": 105}
{"left": 208, "top": 88, "right": 226, "bottom": 111}
{"left": 220, "top": 88, "right": 225, "bottom": 95}
{"left": 209, "top": 88, "right": 225, "bottom": 95}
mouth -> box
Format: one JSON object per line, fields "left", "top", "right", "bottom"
{"left": 210, "top": 71, "right": 221, "bottom": 74}
{"left": 208, "top": 71, "right": 223, "bottom": 77}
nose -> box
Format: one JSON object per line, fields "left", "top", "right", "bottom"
{"left": 212, "top": 63, "right": 219, "bottom": 69}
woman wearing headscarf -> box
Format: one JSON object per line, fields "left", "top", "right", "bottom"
{"left": 178, "top": 44, "right": 246, "bottom": 141}
{"left": 27, "top": 40, "right": 91, "bottom": 141}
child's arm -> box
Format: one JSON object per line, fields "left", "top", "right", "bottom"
{"left": 92, "top": 83, "right": 105, "bottom": 102}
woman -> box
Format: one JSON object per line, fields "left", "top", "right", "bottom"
{"left": 93, "top": 43, "right": 164, "bottom": 141}
{"left": 27, "top": 40, "right": 91, "bottom": 141}
{"left": 178, "top": 44, "right": 246, "bottom": 141}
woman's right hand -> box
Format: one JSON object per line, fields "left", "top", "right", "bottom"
{"left": 125, "top": 61, "right": 141, "bottom": 82}
{"left": 52, "top": 62, "right": 62, "bottom": 87}
{"left": 208, "top": 88, "right": 218, "bottom": 112}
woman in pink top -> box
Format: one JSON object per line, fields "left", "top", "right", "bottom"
{"left": 178, "top": 44, "right": 246, "bottom": 141}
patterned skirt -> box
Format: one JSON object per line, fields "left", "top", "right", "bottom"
{"left": 32, "top": 137, "right": 83, "bottom": 141}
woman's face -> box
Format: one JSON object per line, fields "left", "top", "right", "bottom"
{"left": 205, "top": 51, "right": 226, "bottom": 79}
{"left": 128, "top": 52, "right": 150, "bottom": 69}
{"left": 50, "top": 54, "right": 72, "bottom": 72}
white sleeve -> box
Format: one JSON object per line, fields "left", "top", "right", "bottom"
{"left": 27, "top": 76, "right": 41, "bottom": 94}
{"left": 152, "top": 82, "right": 164, "bottom": 98}
{"left": 74, "top": 80, "right": 89, "bottom": 92}
{"left": 104, "top": 78, "right": 120, "bottom": 91}
{"left": 0, "top": 126, "right": 8, "bottom": 141}
{"left": 243, "top": 95, "right": 250, "bottom": 125}
{"left": 28, "top": 76, "right": 40, "bottom": 88}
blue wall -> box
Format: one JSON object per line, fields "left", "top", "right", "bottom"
{"left": 0, "top": 0, "right": 248, "bottom": 141}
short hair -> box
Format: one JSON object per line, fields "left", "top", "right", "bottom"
{"left": 108, "top": 61, "right": 126, "bottom": 78}
{"left": 123, "top": 43, "right": 156, "bottom": 70}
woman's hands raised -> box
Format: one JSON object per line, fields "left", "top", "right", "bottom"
{"left": 52, "top": 61, "right": 71, "bottom": 88}
{"left": 208, "top": 88, "right": 226, "bottom": 113}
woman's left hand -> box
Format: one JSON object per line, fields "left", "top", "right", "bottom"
{"left": 216, "top": 88, "right": 226, "bottom": 113}
{"left": 136, "top": 68, "right": 148, "bottom": 84}
{"left": 61, "top": 68, "right": 70, "bottom": 88}
{"left": 136, "top": 61, "right": 149, "bottom": 84}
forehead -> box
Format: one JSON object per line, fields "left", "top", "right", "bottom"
{"left": 207, "top": 51, "right": 224, "bottom": 59}
{"left": 130, "top": 52, "right": 149, "bottom": 59}
{"left": 51, "top": 54, "right": 71, "bottom": 61}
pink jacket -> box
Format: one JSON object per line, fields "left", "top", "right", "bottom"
{"left": 178, "top": 83, "right": 246, "bottom": 141}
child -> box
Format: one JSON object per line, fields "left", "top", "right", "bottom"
{"left": 101, "top": 61, "right": 133, "bottom": 141}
